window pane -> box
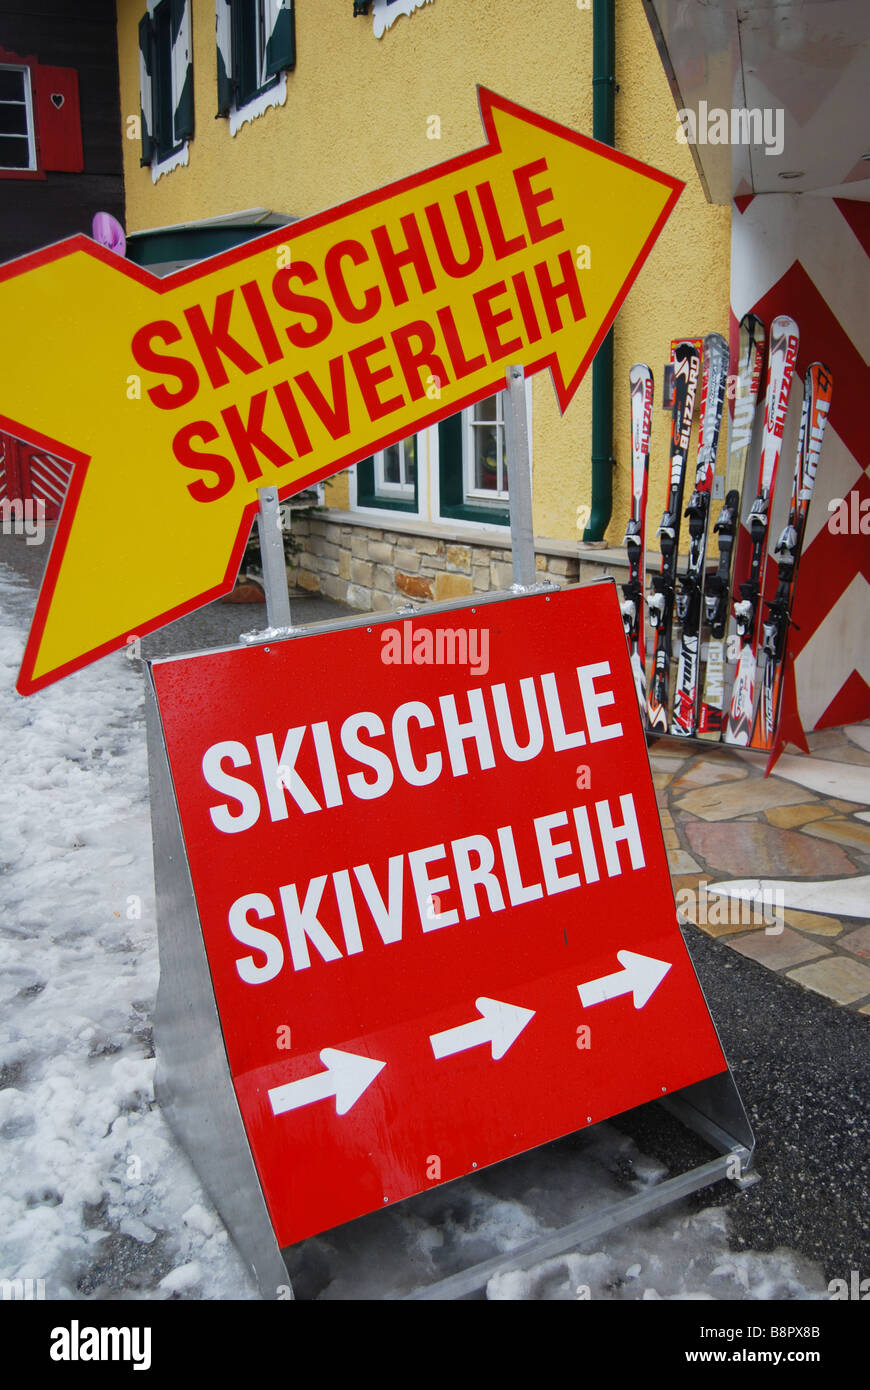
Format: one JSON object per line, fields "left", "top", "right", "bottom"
{"left": 257, "top": 0, "right": 269, "bottom": 86}
{"left": 0, "top": 134, "right": 29, "bottom": 168}
{"left": 235, "top": 0, "right": 281, "bottom": 105}
{"left": 475, "top": 395, "right": 498, "bottom": 423}
{"left": 474, "top": 425, "right": 503, "bottom": 492}
{"left": 403, "top": 436, "right": 417, "bottom": 486}
{"left": 383, "top": 443, "right": 401, "bottom": 484}
{"left": 0, "top": 103, "right": 28, "bottom": 137}
{"left": 0, "top": 69, "right": 25, "bottom": 102}
{"left": 153, "top": 3, "right": 176, "bottom": 158}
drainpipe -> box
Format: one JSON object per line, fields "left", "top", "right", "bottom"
{"left": 583, "top": 0, "right": 616, "bottom": 544}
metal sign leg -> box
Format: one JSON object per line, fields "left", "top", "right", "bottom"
{"left": 256, "top": 486, "right": 292, "bottom": 630}
{"left": 504, "top": 364, "right": 536, "bottom": 589}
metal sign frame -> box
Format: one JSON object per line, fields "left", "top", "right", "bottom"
{"left": 145, "top": 578, "right": 754, "bottom": 1301}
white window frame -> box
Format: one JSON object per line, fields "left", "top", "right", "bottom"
{"left": 0, "top": 64, "right": 37, "bottom": 172}
{"left": 252, "top": 0, "right": 275, "bottom": 91}
{"left": 374, "top": 436, "right": 417, "bottom": 500}
{"left": 463, "top": 394, "right": 508, "bottom": 507}
{"left": 348, "top": 430, "right": 425, "bottom": 521}
{"left": 460, "top": 383, "right": 533, "bottom": 513}
{"left": 347, "top": 385, "right": 532, "bottom": 531}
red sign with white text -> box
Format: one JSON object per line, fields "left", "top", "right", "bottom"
{"left": 151, "top": 583, "right": 727, "bottom": 1248}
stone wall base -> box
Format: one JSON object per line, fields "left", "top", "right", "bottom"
{"left": 286, "top": 514, "right": 631, "bottom": 611}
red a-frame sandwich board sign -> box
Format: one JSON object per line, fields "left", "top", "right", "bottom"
{"left": 145, "top": 579, "right": 753, "bottom": 1297}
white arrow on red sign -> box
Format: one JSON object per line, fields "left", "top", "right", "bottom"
{"left": 268, "top": 1047, "right": 386, "bottom": 1117}
{"left": 577, "top": 951, "right": 672, "bottom": 1010}
{"left": 430, "top": 997, "right": 535, "bottom": 1061}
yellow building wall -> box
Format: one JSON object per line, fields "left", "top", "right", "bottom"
{"left": 614, "top": 2, "right": 731, "bottom": 547}
{"left": 117, "top": 0, "right": 729, "bottom": 544}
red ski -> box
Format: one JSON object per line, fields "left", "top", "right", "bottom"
{"left": 698, "top": 314, "right": 766, "bottom": 739}
{"left": 750, "top": 363, "right": 833, "bottom": 749}
{"left": 646, "top": 342, "right": 701, "bottom": 732}
{"left": 620, "top": 364, "right": 654, "bottom": 718}
{"left": 724, "top": 315, "right": 799, "bottom": 746}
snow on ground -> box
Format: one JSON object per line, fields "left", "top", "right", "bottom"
{"left": 486, "top": 1207, "right": 823, "bottom": 1302}
{"left": 0, "top": 562, "right": 831, "bottom": 1301}
{"left": 0, "top": 565, "right": 257, "bottom": 1300}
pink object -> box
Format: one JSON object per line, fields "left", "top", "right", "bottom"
{"left": 91, "top": 212, "right": 126, "bottom": 257}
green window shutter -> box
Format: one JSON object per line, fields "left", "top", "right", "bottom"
{"left": 356, "top": 457, "right": 377, "bottom": 507}
{"left": 438, "top": 411, "right": 509, "bottom": 525}
{"left": 220, "top": 1, "right": 293, "bottom": 114}
{"left": 356, "top": 455, "right": 419, "bottom": 513}
{"left": 265, "top": 0, "right": 295, "bottom": 78}
{"left": 151, "top": 1, "right": 177, "bottom": 159}
{"left": 170, "top": 0, "right": 194, "bottom": 142}
{"left": 231, "top": 0, "right": 256, "bottom": 106}
{"left": 138, "top": 13, "right": 156, "bottom": 166}
{"left": 215, "top": 0, "right": 234, "bottom": 115}
{"left": 438, "top": 413, "right": 464, "bottom": 512}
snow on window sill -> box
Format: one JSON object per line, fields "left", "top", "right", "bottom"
{"left": 373, "top": 0, "right": 433, "bottom": 39}
{"left": 150, "top": 143, "right": 189, "bottom": 184}
{"left": 229, "top": 73, "right": 287, "bottom": 137}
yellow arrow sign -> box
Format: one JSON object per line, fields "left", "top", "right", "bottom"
{"left": 1, "top": 88, "right": 681, "bottom": 694}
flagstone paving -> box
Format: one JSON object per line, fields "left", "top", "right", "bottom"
{"left": 648, "top": 753, "right": 688, "bottom": 773}
{"left": 669, "top": 759, "right": 748, "bottom": 792}
{"left": 845, "top": 725, "right": 870, "bottom": 754}
{"left": 652, "top": 732, "right": 870, "bottom": 1016}
{"left": 839, "top": 923, "right": 870, "bottom": 958}
{"left": 802, "top": 818, "right": 870, "bottom": 854}
{"left": 783, "top": 908, "right": 844, "bottom": 937}
{"left": 675, "top": 777, "right": 808, "bottom": 822}
{"left": 787, "top": 957, "right": 870, "bottom": 1006}
{"left": 816, "top": 746, "right": 870, "bottom": 767}
{"left": 683, "top": 820, "right": 857, "bottom": 877}
{"left": 760, "top": 755, "right": 870, "bottom": 805}
{"left": 666, "top": 847, "right": 702, "bottom": 874}
{"left": 729, "top": 927, "right": 831, "bottom": 971}
{"left": 806, "top": 728, "right": 852, "bottom": 751}
{"left": 764, "top": 803, "right": 834, "bottom": 829}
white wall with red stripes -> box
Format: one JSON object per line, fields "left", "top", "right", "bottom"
{"left": 730, "top": 193, "right": 870, "bottom": 737}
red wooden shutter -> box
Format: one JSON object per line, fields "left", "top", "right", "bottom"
{"left": 34, "top": 65, "right": 83, "bottom": 172}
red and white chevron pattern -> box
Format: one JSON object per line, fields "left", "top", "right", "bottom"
{"left": 0, "top": 433, "right": 10, "bottom": 506}
{"left": 730, "top": 194, "right": 870, "bottom": 745}
{"left": 27, "top": 450, "right": 71, "bottom": 516}
{"left": 0, "top": 431, "right": 72, "bottom": 522}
